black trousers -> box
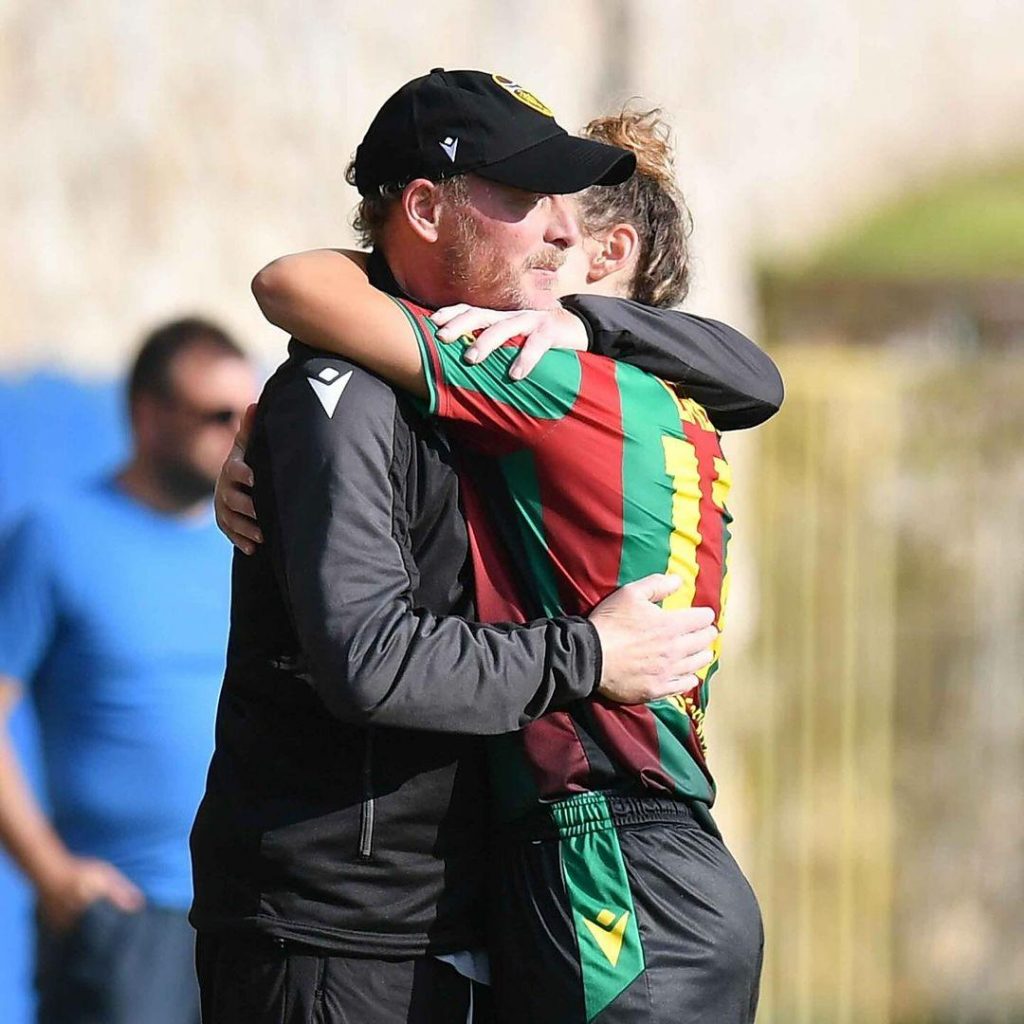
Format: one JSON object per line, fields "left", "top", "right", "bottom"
{"left": 35, "top": 900, "right": 200, "bottom": 1024}
{"left": 489, "top": 796, "right": 764, "bottom": 1024}
{"left": 195, "top": 933, "right": 494, "bottom": 1024}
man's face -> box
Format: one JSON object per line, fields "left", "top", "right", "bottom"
{"left": 141, "top": 347, "right": 257, "bottom": 503}
{"left": 438, "top": 176, "right": 583, "bottom": 310}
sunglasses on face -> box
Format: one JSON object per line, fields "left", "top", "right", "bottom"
{"left": 162, "top": 395, "right": 244, "bottom": 427}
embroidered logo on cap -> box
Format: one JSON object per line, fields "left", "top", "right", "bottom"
{"left": 439, "top": 136, "right": 459, "bottom": 162}
{"left": 491, "top": 74, "right": 554, "bottom": 117}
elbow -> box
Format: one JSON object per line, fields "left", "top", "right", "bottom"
{"left": 710, "top": 370, "right": 785, "bottom": 431}
{"left": 740, "top": 357, "right": 785, "bottom": 429}
{"left": 306, "top": 657, "right": 386, "bottom": 728}
{"left": 759, "top": 361, "right": 785, "bottom": 419}
{"left": 251, "top": 259, "right": 303, "bottom": 329}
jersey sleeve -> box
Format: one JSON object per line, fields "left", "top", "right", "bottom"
{"left": 393, "top": 298, "right": 586, "bottom": 455}
{"left": 0, "top": 513, "right": 59, "bottom": 686}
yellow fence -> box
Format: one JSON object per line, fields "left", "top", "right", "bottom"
{"left": 710, "top": 344, "right": 1024, "bottom": 1024}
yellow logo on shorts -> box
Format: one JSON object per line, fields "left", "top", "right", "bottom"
{"left": 492, "top": 74, "right": 555, "bottom": 117}
{"left": 582, "top": 909, "right": 630, "bottom": 967}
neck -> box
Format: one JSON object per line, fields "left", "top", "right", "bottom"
{"left": 116, "top": 458, "right": 210, "bottom": 518}
{"left": 377, "top": 232, "right": 458, "bottom": 310}
{"left": 579, "top": 268, "right": 634, "bottom": 301}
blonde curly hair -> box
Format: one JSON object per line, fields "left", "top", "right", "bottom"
{"left": 577, "top": 107, "right": 693, "bottom": 308}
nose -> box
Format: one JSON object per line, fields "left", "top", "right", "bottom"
{"left": 544, "top": 194, "right": 582, "bottom": 250}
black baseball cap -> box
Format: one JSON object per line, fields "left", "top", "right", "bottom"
{"left": 353, "top": 68, "right": 636, "bottom": 197}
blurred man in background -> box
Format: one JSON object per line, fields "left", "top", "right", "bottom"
{"left": 0, "top": 318, "right": 257, "bottom": 1024}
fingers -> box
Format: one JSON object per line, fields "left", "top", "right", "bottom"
{"left": 674, "top": 645, "right": 715, "bottom": 678}
{"left": 225, "top": 453, "right": 254, "bottom": 489}
{"left": 673, "top": 674, "right": 700, "bottom": 693}
{"left": 223, "top": 484, "right": 256, "bottom": 520}
{"left": 220, "top": 511, "right": 263, "bottom": 554}
{"left": 509, "top": 330, "right": 557, "bottom": 379}
{"left": 465, "top": 314, "right": 537, "bottom": 364}
{"left": 677, "top": 624, "right": 718, "bottom": 655}
{"left": 236, "top": 403, "right": 258, "bottom": 450}
{"left": 659, "top": 606, "right": 716, "bottom": 638}
{"left": 430, "top": 303, "right": 471, "bottom": 328}
{"left": 644, "top": 673, "right": 700, "bottom": 701}
{"left": 436, "top": 306, "right": 518, "bottom": 342}
{"left": 99, "top": 864, "right": 145, "bottom": 914}
{"left": 627, "top": 573, "right": 682, "bottom": 604}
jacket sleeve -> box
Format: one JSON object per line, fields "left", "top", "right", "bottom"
{"left": 560, "top": 295, "right": 785, "bottom": 431}
{"left": 259, "top": 356, "right": 601, "bottom": 734}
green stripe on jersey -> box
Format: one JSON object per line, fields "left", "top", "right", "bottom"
{"left": 499, "top": 448, "right": 563, "bottom": 617}
{"left": 392, "top": 297, "right": 440, "bottom": 415}
{"left": 430, "top": 334, "right": 583, "bottom": 422}
{"left": 647, "top": 701, "right": 716, "bottom": 804}
{"left": 613, "top": 362, "right": 686, "bottom": 588}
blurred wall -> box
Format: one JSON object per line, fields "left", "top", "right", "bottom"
{"left": 3, "top": 0, "right": 1024, "bottom": 374}
{"left": 3, "top": 3, "right": 1023, "bottom": 1022}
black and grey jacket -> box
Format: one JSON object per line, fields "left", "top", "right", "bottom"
{"left": 188, "top": 253, "right": 783, "bottom": 956}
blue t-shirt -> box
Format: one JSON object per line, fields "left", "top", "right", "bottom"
{"left": 0, "top": 478, "right": 232, "bottom": 909}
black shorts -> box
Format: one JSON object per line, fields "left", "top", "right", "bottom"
{"left": 489, "top": 793, "right": 763, "bottom": 1024}
{"left": 195, "top": 932, "right": 494, "bottom": 1024}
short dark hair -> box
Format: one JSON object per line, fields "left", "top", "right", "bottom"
{"left": 127, "top": 317, "right": 245, "bottom": 404}
{"left": 344, "top": 156, "right": 470, "bottom": 249}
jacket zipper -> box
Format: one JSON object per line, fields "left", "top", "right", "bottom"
{"left": 358, "top": 729, "right": 375, "bottom": 859}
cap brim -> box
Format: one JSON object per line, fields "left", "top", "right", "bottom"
{"left": 475, "top": 133, "right": 636, "bottom": 194}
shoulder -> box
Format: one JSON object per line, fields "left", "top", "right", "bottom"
{"left": 258, "top": 346, "right": 412, "bottom": 465}
{"left": 265, "top": 346, "right": 401, "bottom": 419}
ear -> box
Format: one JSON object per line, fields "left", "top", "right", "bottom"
{"left": 401, "top": 179, "right": 445, "bottom": 243}
{"left": 587, "top": 222, "right": 640, "bottom": 284}
{"left": 129, "top": 394, "right": 161, "bottom": 450}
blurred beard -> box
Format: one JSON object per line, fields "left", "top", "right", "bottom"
{"left": 443, "top": 208, "right": 565, "bottom": 311}
{"left": 155, "top": 457, "right": 217, "bottom": 507}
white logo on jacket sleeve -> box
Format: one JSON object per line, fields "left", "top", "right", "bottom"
{"left": 307, "top": 368, "right": 353, "bottom": 418}
{"left": 439, "top": 136, "right": 459, "bottom": 162}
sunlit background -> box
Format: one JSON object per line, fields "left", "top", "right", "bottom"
{"left": 2, "top": 2, "right": 1022, "bottom": 1021}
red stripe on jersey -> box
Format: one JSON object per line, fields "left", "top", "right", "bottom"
{"left": 533, "top": 357, "right": 626, "bottom": 611}
{"left": 508, "top": 359, "right": 628, "bottom": 796}
{"left": 458, "top": 468, "right": 592, "bottom": 794}
{"left": 586, "top": 702, "right": 675, "bottom": 793}
{"left": 682, "top": 418, "right": 725, "bottom": 619}
{"left": 521, "top": 711, "right": 593, "bottom": 799}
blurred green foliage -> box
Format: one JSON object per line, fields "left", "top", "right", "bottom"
{"left": 790, "top": 165, "right": 1024, "bottom": 278}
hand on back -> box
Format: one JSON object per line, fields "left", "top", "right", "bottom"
{"left": 589, "top": 574, "right": 717, "bottom": 704}
{"left": 215, "top": 404, "right": 262, "bottom": 554}
{"left": 215, "top": 403, "right": 718, "bottom": 702}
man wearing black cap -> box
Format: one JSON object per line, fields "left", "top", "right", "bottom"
{"left": 190, "top": 70, "right": 780, "bottom": 1024}
{"left": 346, "top": 68, "right": 637, "bottom": 314}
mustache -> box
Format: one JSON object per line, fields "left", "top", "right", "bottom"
{"left": 526, "top": 250, "right": 567, "bottom": 272}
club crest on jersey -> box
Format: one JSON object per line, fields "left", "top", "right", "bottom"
{"left": 491, "top": 74, "right": 554, "bottom": 117}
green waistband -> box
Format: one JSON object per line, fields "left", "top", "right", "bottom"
{"left": 548, "top": 792, "right": 615, "bottom": 839}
